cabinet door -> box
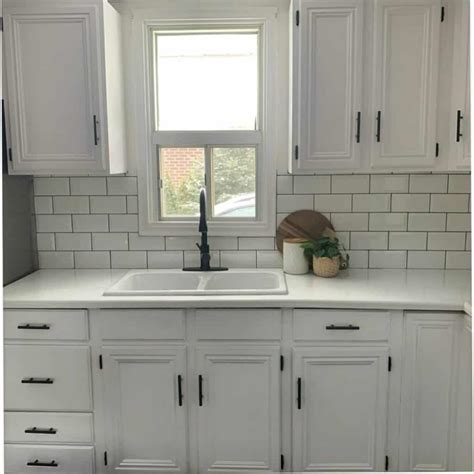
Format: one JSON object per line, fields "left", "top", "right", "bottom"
{"left": 4, "top": 5, "right": 104, "bottom": 174}
{"left": 399, "top": 312, "right": 459, "bottom": 471}
{"left": 292, "top": 0, "right": 364, "bottom": 170}
{"left": 292, "top": 347, "right": 389, "bottom": 471}
{"left": 450, "top": 0, "right": 471, "bottom": 170}
{"left": 371, "top": 0, "right": 440, "bottom": 169}
{"left": 101, "top": 346, "right": 187, "bottom": 474}
{"left": 196, "top": 346, "right": 280, "bottom": 473}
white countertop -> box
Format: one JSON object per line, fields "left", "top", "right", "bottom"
{"left": 2, "top": 268, "right": 471, "bottom": 311}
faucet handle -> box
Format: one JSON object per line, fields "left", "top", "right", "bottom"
{"left": 196, "top": 242, "right": 202, "bottom": 251}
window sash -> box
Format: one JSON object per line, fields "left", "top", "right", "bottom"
{"left": 152, "top": 130, "right": 262, "bottom": 147}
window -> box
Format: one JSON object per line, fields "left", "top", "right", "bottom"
{"left": 134, "top": 6, "right": 277, "bottom": 236}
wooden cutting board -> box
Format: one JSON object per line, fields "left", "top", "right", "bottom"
{"left": 276, "top": 210, "right": 334, "bottom": 253}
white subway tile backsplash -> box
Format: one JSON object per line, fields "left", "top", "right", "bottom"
{"left": 369, "top": 251, "right": 406, "bottom": 269}
{"left": 391, "top": 194, "right": 430, "bottom": 212}
{"left": 332, "top": 175, "right": 369, "bottom": 194}
{"left": 427, "top": 232, "right": 466, "bottom": 250}
{"left": 408, "top": 213, "right": 446, "bottom": 231}
{"left": 36, "top": 233, "right": 55, "bottom": 251}
{"left": 369, "top": 213, "right": 407, "bottom": 231}
{"left": 53, "top": 196, "right": 89, "bottom": 214}
{"left": 166, "top": 236, "right": 200, "bottom": 251}
{"left": 445, "top": 251, "right": 471, "bottom": 269}
{"left": 92, "top": 233, "right": 128, "bottom": 251}
{"left": 448, "top": 174, "right": 470, "bottom": 193}
{"left": 277, "top": 175, "right": 293, "bottom": 194}
{"left": 111, "top": 251, "right": 147, "bottom": 269}
{"left": 74, "top": 251, "right": 111, "bottom": 269}
{"left": 277, "top": 194, "right": 313, "bottom": 212}
{"left": 70, "top": 177, "right": 106, "bottom": 195}
{"left": 408, "top": 251, "right": 446, "bottom": 269}
{"left": 294, "top": 176, "right": 331, "bottom": 194}
{"left": 38, "top": 251, "right": 74, "bottom": 269}
{"left": 370, "top": 174, "right": 409, "bottom": 193}
{"left": 467, "top": 233, "right": 471, "bottom": 250}
{"left": 208, "top": 237, "right": 238, "bottom": 250}
{"left": 184, "top": 251, "right": 220, "bottom": 268}
{"left": 352, "top": 194, "right": 390, "bottom": 212}
{"left": 36, "top": 215, "right": 72, "bottom": 233}
{"left": 109, "top": 214, "right": 138, "bottom": 232}
{"left": 129, "top": 233, "right": 165, "bottom": 251}
{"left": 221, "top": 251, "right": 257, "bottom": 268}
{"left": 409, "top": 175, "right": 448, "bottom": 193}
{"left": 257, "top": 250, "right": 283, "bottom": 268}
{"left": 127, "top": 196, "right": 138, "bottom": 214}
{"left": 314, "top": 194, "right": 352, "bottom": 212}
{"left": 431, "top": 194, "right": 469, "bottom": 212}
{"left": 34, "top": 177, "right": 69, "bottom": 196}
{"left": 90, "top": 196, "right": 127, "bottom": 214}
{"left": 107, "top": 177, "right": 138, "bottom": 195}
{"left": 34, "top": 197, "right": 53, "bottom": 214}
{"left": 331, "top": 213, "right": 368, "bottom": 231}
{"left": 350, "top": 232, "right": 388, "bottom": 250}
{"left": 148, "top": 251, "right": 184, "bottom": 269}
{"left": 73, "top": 215, "right": 109, "bottom": 232}
{"left": 446, "top": 213, "right": 471, "bottom": 231}
{"left": 389, "top": 232, "right": 427, "bottom": 250}
{"left": 346, "top": 250, "right": 369, "bottom": 268}
{"left": 239, "top": 237, "right": 275, "bottom": 250}
{"left": 56, "top": 233, "right": 91, "bottom": 251}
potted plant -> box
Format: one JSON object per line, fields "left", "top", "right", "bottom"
{"left": 300, "top": 236, "right": 349, "bottom": 278}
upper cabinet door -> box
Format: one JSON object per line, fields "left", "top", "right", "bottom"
{"left": 101, "top": 346, "right": 188, "bottom": 473}
{"left": 4, "top": 2, "right": 126, "bottom": 175}
{"left": 371, "top": 0, "right": 441, "bottom": 169}
{"left": 292, "top": 346, "right": 389, "bottom": 471}
{"left": 196, "top": 345, "right": 280, "bottom": 473}
{"left": 291, "top": 0, "right": 364, "bottom": 171}
{"left": 450, "top": 0, "right": 471, "bottom": 170}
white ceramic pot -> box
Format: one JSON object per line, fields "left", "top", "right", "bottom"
{"left": 283, "top": 238, "right": 309, "bottom": 275}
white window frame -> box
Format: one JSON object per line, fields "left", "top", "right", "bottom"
{"left": 132, "top": 4, "right": 277, "bottom": 236}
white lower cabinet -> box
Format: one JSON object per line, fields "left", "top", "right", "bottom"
{"left": 292, "top": 346, "right": 389, "bottom": 471}
{"left": 195, "top": 346, "right": 281, "bottom": 473}
{"left": 101, "top": 346, "right": 188, "bottom": 473}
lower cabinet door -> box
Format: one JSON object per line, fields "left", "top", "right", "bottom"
{"left": 292, "top": 346, "right": 389, "bottom": 471}
{"left": 101, "top": 346, "right": 187, "bottom": 473}
{"left": 196, "top": 345, "right": 280, "bottom": 473}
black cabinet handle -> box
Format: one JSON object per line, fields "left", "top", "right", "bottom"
{"left": 456, "top": 110, "right": 463, "bottom": 142}
{"left": 297, "top": 377, "right": 302, "bottom": 410}
{"left": 93, "top": 115, "right": 99, "bottom": 145}
{"left": 198, "top": 375, "right": 203, "bottom": 406}
{"left": 17, "top": 323, "right": 50, "bottom": 330}
{"left": 177, "top": 375, "right": 183, "bottom": 406}
{"left": 356, "top": 111, "right": 361, "bottom": 143}
{"left": 21, "top": 377, "right": 54, "bottom": 384}
{"left": 25, "top": 427, "right": 57, "bottom": 435}
{"left": 27, "top": 460, "right": 58, "bottom": 468}
{"left": 326, "top": 324, "right": 360, "bottom": 330}
{"left": 376, "top": 111, "right": 381, "bottom": 142}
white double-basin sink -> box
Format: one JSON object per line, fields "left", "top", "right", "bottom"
{"left": 104, "top": 268, "right": 288, "bottom": 296}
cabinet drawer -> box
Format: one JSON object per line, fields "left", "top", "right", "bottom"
{"left": 5, "top": 345, "right": 92, "bottom": 411}
{"left": 196, "top": 309, "right": 281, "bottom": 340}
{"left": 5, "top": 413, "right": 93, "bottom": 444}
{"left": 293, "top": 310, "right": 390, "bottom": 341}
{"left": 99, "top": 309, "right": 185, "bottom": 340}
{"left": 5, "top": 445, "right": 94, "bottom": 474}
{"left": 4, "top": 310, "right": 88, "bottom": 341}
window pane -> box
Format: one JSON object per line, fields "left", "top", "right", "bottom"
{"left": 211, "top": 147, "right": 256, "bottom": 218}
{"left": 159, "top": 147, "right": 204, "bottom": 217}
{"left": 155, "top": 30, "right": 258, "bottom": 131}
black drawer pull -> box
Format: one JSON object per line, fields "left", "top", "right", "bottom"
{"left": 456, "top": 109, "right": 463, "bottom": 142}
{"left": 356, "top": 111, "right": 361, "bottom": 143}
{"left": 198, "top": 375, "right": 203, "bottom": 406}
{"left": 17, "top": 323, "right": 50, "bottom": 330}
{"left": 297, "top": 377, "right": 302, "bottom": 410}
{"left": 25, "top": 427, "right": 57, "bottom": 434}
{"left": 376, "top": 110, "right": 381, "bottom": 142}
{"left": 326, "top": 324, "right": 360, "bottom": 330}
{"left": 21, "top": 377, "right": 54, "bottom": 384}
{"left": 177, "top": 374, "right": 183, "bottom": 406}
{"left": 27, "top": 460, "right": 58, "bottom": 467}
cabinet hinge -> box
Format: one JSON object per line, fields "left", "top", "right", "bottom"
{"left": 8, "top": 148, "right": 12, "bottom": 162}
{"left": 280, "top": 355, "right": 284, "bottom": 371}
{"left": 296, "top": 10, "right": 300, "bottom": 26}
{"left": 385, "top": 455, "right": 389, "bottom": 471}
{"left": 441, "top": 6, "right": 445, "bottom": 22}
{"left": 99, "top": 354, "right": 103, "bottom": 370}
{"left": 104, "top": 451, "right": 108, "bottom": 466}
{"left": 281, "top": 454, "right": 285, "bottom": 470}
{"left": 435, "top": 142, "right": 440, "bottom": 157}
{"left": 295, "top": 145, "right": 299, "bottom": 161}
{"left": 388, "top": 356, "right": 392, "bottom": 372}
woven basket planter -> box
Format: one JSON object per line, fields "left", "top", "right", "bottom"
{"left": 313, "top": 256, "right": 340, "bottom": 278}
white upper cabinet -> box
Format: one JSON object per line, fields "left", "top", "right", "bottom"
{"left": 291, "top": 0, "right": 364, "bottom": 171}
{"left": 450, "top": 0, "right": 471, "bottom": 170}
{"left": 4, "top": 1, "right": 126, "bottom": 175}
{"left": 370, "top": 0, "right": 441, "bottom": 169}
